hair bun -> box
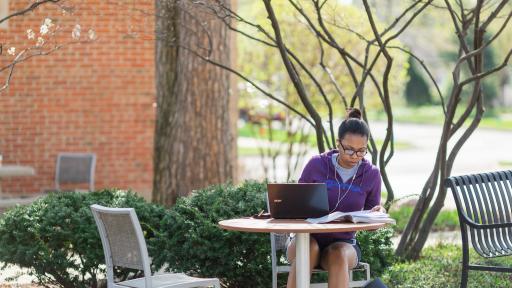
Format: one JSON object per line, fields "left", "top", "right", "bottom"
{"left": 346, "top": 108, "right": 362, "bottom": 119}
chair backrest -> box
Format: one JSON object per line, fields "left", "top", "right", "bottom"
{"left": 90, "top": 204, "right": 152, "bottom": 287}
{"left": 445, "top": 170, "right": 512, "bottom": 257}
{"left": 270, "top": 232, "right": 294, "bottom": 286}
{"left": 267, "top": 192, "right": 288, "bottom": 288}
{"left": 56, "top": 152, "right": 96, "bottom": 191}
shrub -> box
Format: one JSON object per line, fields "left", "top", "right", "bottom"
{"left": 0, "top": 183, "right": 396, "bottom": 288}
{"left": 0, "top": 189, "right": 166, "bottom": 288}
{"left": 357, "top": 227, "right": 395, "bottom": 276}
{"left": 150, "top": 181, "right": 271, "bottom": 288}
{"left": 381, "top": 244, "right": 512, "bottom": 288}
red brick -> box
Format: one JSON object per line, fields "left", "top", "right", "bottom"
{"left": 0, "top": 0, "right": 156, "bottom": 199}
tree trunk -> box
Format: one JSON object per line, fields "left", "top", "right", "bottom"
{"left": 153, "top": 0, "right": 236, "bottom": 206}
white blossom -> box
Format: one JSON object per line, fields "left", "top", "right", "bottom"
{"left": 44, "top": 18, "right": 54, "bottom": 28}
{"left": 36, "top": 37, "right": 45, "bottom": 47}
{"left": 40, "top": 24, "right": 49, "bottom": 35}
{"left": 72, "top": 24, "right": 81, "bottom": 40}
{"left": 88, "top": 29, "right": 96, "bottom": 40}
{"left": 7, "top": 47, "right": 15, "bottom": 56}
{"left": 27, "top": 29, "right": 35, "bottom": 40}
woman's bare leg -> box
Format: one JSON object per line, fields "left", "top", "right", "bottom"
{"left": 286, "top": 237, "right": 320, "bottom": 288}
{"left": 320, "top": 242, "right": 357, "bottom": 288}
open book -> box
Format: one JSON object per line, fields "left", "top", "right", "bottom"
{"left": 306, "top": 210, "right": 396, "bottom": 224}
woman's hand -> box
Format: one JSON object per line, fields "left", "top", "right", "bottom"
{"left": 370, "top": 205, "right": 386, "bottom": 213}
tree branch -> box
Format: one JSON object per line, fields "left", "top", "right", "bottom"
{"left": 0, "top": 0, "right": 61, "bottom": 24}
{"left": 262, "top": 0, "right": 326, "bottom": 152}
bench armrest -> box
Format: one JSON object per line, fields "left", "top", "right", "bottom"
{"left": 462, "top": 217, "right": 512, "bottom": 229}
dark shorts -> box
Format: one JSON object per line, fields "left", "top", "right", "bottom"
{"left": 314, "top": 236, "right": 361, "bottom": 266}
{"left": 286, "top": 235, "right": 361, "bottom": 266}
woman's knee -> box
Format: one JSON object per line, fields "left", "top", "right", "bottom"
{"left": 287, "top": 237, "right": 320, "bottom": 262}
{"left": 309, "top": 237, "right": 320, "bottom": 257}
{"left": 322, "top": 243, "right": 355, "bottom": 267}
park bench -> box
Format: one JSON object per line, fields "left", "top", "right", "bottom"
{"left": 445, "top": 170, "right": 512, "bottom": 288}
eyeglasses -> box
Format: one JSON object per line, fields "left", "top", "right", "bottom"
{"left": 339, "top": 142, "right": 367, "bottom": 157}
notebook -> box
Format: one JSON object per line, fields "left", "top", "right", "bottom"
{"left": 267, "top": 183, "right": 329, "bottom": 219}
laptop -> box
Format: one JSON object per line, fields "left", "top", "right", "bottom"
{"left": 267, "top": 183, "right": 329, "bottom": 219}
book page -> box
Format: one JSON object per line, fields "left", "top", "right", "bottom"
{"left": 306, "top": 210, "right": 395, "bottom": 224}
{"left": 306, "top": 211, "right": 346, "bottom": 224}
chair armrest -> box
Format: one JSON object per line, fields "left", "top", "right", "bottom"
{"left": 462, "top": 217, "right": 512, "bottom": 229}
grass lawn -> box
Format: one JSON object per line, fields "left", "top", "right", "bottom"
{"left": 498, "top": 160, "right": 512, "bottom": 167}
{"left": 389, "top": 205, "right": 459, "bottom": 234}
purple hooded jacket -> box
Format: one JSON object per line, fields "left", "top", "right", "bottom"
{"left": 299, "top": 149, "right": 382, "bottom": 241}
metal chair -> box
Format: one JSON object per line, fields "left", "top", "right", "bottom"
{"left": 445, "top": 170, "right": 512, "bottom": 288}
{"left": 90, "top": 204, "right": 220, "bottom": 288}
{"left": 55, "top": 152, "right": 96, "bottom": 191}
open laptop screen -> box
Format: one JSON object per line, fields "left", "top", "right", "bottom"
{"left": 267, "top": 183, "right": 329, "bottom": 219}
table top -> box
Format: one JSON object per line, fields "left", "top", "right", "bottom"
{"left": 219, "top": 218, "right": 387, "bottom": 233}
{"left": 0, "top": 165, "right": 36, "bottom": 177}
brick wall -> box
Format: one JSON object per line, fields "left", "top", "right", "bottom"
{"left": 0, "top": 0, "right": 156, "bottom": 199}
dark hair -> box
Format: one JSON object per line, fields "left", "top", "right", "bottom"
{"left": 338, "top": 108, "right": 370, "bottom": 139}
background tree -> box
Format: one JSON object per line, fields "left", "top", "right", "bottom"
{"left": 404, "top": 56, "right": 433, "bottom": 106}
{"left": 396, "top": 0, "right": 512, "bottom": 259}
{"left": 235, "top": 0, "right": 409, "bottom": 181}
{"left": 153, "top": 0, "right": 236, "bottom": 206}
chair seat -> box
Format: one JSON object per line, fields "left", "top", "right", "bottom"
{"left": 116, "top": 273, "right": 219, "bottom": 288}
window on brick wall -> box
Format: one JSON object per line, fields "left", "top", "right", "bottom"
{"left": 0, "top": 0, "right": 8, "bottom": 29}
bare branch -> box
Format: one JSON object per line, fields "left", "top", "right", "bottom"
{"left": 174, "top": 41, "right": 316, "bottom": 128}
{"left": 0, "top": 40, "right": 88, "bottom": 93}
{"left": 315, "top": 0, "right": 361, "bottom": 88}
{"left": 480, "top": 0, "right": 509, "bottom": 30}
{"left": 316, "top": 35, "right": 348, "bottom": 110}
{"left": 460, "top": 48, "right": 512, "bottom": 87}
{"left": 445, "top": 0, "right": 476, "bottom": 74}
{"left": 262, "top": 0, "right": 327, "bottom": 152}
{"left": 0, "top": 0, "right": 61, "bottom": 24}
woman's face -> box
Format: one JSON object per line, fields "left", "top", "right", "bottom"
{"left": 337, "top": 133, "right": 368, "bottom": 168}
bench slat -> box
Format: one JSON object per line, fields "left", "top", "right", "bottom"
{"left": 461, "top": 175, "right": 491, "bottom": 256}
{"left": 494, "top": 172, "right": 512, "bottom": 251}
{"left": 487, "top": 173, "right": 512, "bottom": 254}
{"left": 478, "top": 174, "right": 507, "bottom": 255}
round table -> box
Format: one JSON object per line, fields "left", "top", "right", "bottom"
{"left": 219, "top": 218, "right": 387, "bottom": 288}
